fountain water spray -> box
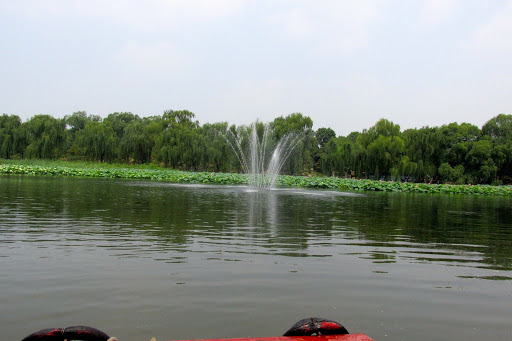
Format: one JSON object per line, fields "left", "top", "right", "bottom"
{"left": 227, "top": 123, "right": 303, "bottom": 190}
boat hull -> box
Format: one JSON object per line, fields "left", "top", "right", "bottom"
{"left": 170, "top": 335, "right": 373, "bottom": 341}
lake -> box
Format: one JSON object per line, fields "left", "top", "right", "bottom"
{"left": 1, "top": 175, "right": 511, "bottom": 341}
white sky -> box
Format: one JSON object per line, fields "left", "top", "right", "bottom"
{"left": 1, "top": 0, "right": 511, "bottom": 136}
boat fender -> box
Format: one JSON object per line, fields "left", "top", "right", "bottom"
{"left": 21, "top": 325, "right": 117, "bottom": 341}
{"left": 283, "top": 318, "right": 349, "bottom": 336}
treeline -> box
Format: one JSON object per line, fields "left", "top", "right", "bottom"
{"left": 318, "top": 115, "right": 512, "bottom": 185}
{"left": 1, "top": 110, "right": 511, "bottom": 184}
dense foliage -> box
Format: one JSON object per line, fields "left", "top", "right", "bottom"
{"left": 1, "top": 110, "right": 511, "bottom": 185}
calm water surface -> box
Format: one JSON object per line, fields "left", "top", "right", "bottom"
{"left": 1, "top": 175, "right": 511, "bottom": 341}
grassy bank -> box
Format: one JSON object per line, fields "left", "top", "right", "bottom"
{"left": 1, "top": 159, "right": 512, "bottom": 196}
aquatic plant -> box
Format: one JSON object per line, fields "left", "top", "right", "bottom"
{"left": 1, "top": 160, "right": 511, "bottom": 196}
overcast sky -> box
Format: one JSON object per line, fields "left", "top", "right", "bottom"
{"left": 1, "top": 1, "right": 511, "bottom": 136}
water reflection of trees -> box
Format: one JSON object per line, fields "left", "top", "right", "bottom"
{"left": 2, "top": 176, "right": 511, "bottom": 269}
{"left": 345, "top": 192, "right": 512, "bottom": 269}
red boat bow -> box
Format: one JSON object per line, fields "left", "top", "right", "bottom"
{"left": 171, "top": 336, "right": 373, "bottom": 341}
{"left": 21, "top": 318, "right": 373, "bottom": 341}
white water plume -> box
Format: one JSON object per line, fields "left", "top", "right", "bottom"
{"left": 226, "top": 123, "right": 303, "bottom": 190}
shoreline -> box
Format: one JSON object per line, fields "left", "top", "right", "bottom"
{"left": 1, "top": 159, "right": 511, "bottom": 196}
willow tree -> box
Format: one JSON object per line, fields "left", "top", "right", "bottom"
{"left": 271, "top": 113, "right": 316, "bottom": 175}
{"left": 200, "top": 122, "right": 231, "bottom": 172}
{"left": 403, "top": 127, "right": 440, "bottom": 182}
{"left": 120, "top": 118, "right": 160, "bottom": 164}
{"left": 0, "top": 114, "right": 23, "bottom": 159}
{"left": 153, "top": 110, "right": 202, "bottom": 170}
{"left": 355, "top": 119, "right": 405, "bottom": 179}
{"left": 65, "top": 111, "right": 101, "bottom": 159}
{"left": 76, "top": 120, "right": 118, "bottom": 162}
{"left": 104, "top": 112, "right": 141, "bottom": 139}
{"left": 465, "top": 139, "right": 497, "bottom": 184}
{"left": 482, "top": 114, "right": 512, "bottom": 183}
{"left": 22, "top": 115, "right": 66, "bottom": 159}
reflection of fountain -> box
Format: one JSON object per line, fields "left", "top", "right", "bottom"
{"left": 247, "top": 190, "right": 278, "bottom": 230}
{"left": 227, "top": 123, "right": 302, "bottom": 190}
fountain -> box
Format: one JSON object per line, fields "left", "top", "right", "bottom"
{"left": 226, "top": 123, "right": 303, "bottom": 190}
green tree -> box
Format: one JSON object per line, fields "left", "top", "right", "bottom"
{"left": 0, "top": 114, "right": 23, "bottom": 158}
{"left": 367, "top": 134, "right": 405, "bottom": 179}
{"left": 482, "top": 114, "right": 512, "bottom": 141}
{"left": 76, "top": 120, "right": 118, "bottom": 162}
{"left": 120, "top": 119, "right": 158, "bottom": 164}
{"left": 438, "top": 163, "right": 465, "bottom": 184}
{"left": 315, "top": 127, "right": 337, "bottom": 174}
{"left": 104, "top": 112, "right": 141, "bottom": 139}
{"left": 65, "top": 111, "right": 101, "bottom": 132}
{"left": 22, "top": 115, "right": 66, "bottom": 159}
{"left": 356, "top": 119, "right": 404, "bottom": 179}
{"left": 438, "top": 122, "right": 480, "bottom": 166}
{"left": 482, "top": 114, "right": 512, "bottom": 183}
{"left": 154, "top": 110, "right": 202, "bottom": 170}
{"left": 465, "top": 139, "right": 497, "bottom": 184}
{"left": 316, "top": 127, "right": 336, "bottom": 149}
{"left": 271, "top": 113, "right": 315, "bottom": 175}
{"left": 65, "top": 111, "right": 102, "bottom": 159}
{"left": 200, "top": 122, "right": 231, "bottom": 172}
{"left": 403, "top": 127, "right": 440, "bottom": 182}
